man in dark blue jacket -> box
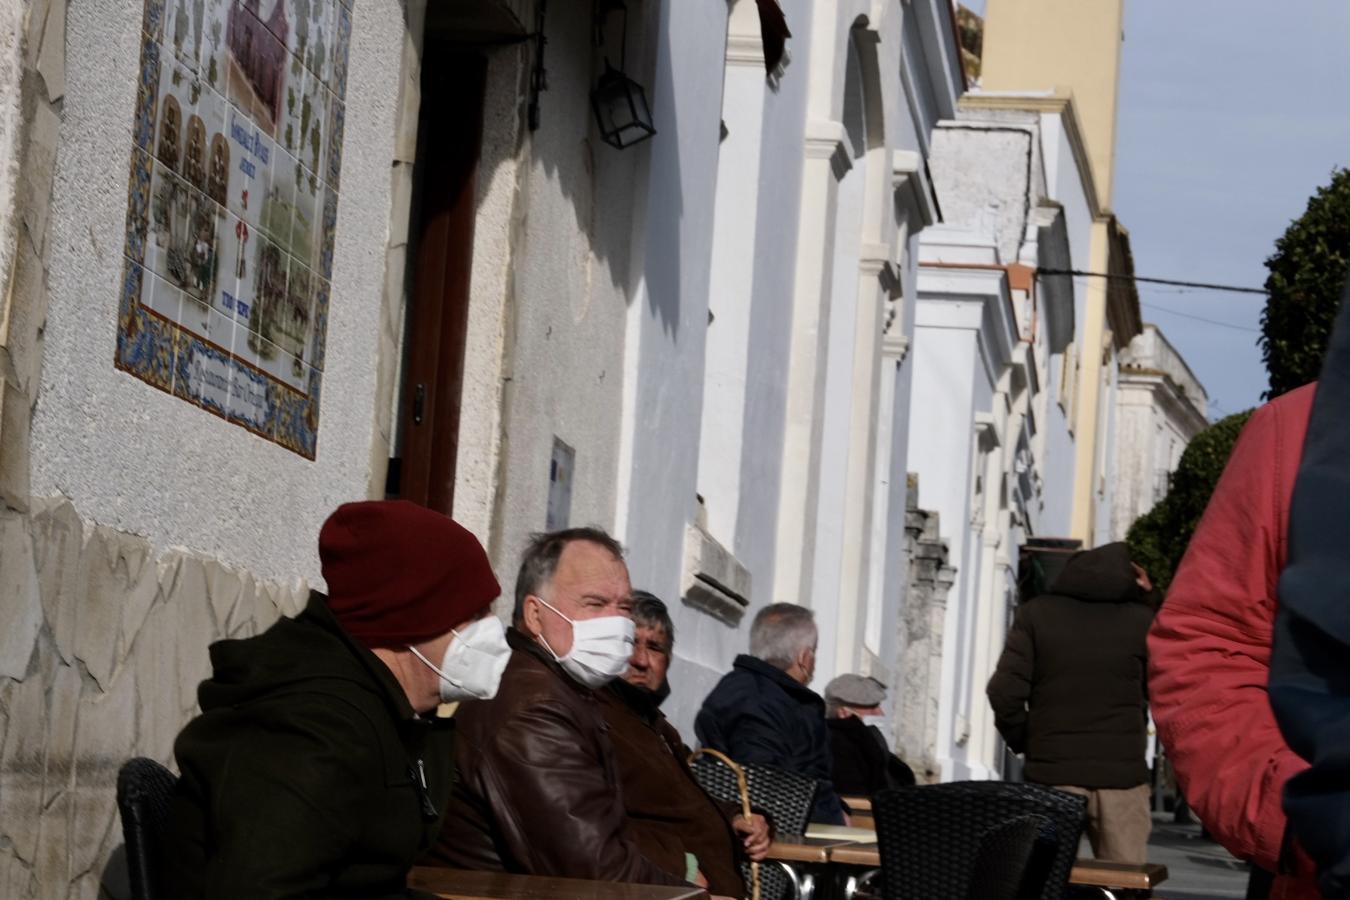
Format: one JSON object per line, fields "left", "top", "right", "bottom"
{"left": 695, "top": 603, "right": 845, "bottom": 824}
{"left": 1270, "top": 276, "right": 1350, "bottom": 899}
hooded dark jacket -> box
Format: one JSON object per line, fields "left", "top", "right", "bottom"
{"left": 695, "top": 655, "right": 846, "bottom": 824}
{"left": 987, "top": 543, "right": 1155, "bottom": 788}
{"left": 165, "top": 593, "right": 455, "bottom": 900}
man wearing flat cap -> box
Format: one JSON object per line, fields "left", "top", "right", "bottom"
{"left": 165, "top": 500, "right": 509, "bottom": 900}
{"left": 823, "top": 674, "right": 916, "bottom": 797}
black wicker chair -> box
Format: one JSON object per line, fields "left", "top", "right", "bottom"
{"left": 690, "top": 755, "right": 820, "bottom": 900}
{"left": 966, "top": 814, "right": 1056, "bottom": 900}
{"left": 872, "top": 782, "right": 1087, "bottom": 900}
{"left": 116, "top": 757, "right": 178, "bottom": 900}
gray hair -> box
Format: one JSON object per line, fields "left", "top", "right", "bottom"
{"left": 512, "top": 527, "right": 625, "bottom": 624}
{"left": 632, "top": 590, "right": 675, "bottom": 649}
{"left": 749, "top": 603, "right": 817, "bottom": 670}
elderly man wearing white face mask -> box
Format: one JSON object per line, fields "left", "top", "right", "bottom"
{"left": 428, "top": 528, "right": 699, "bottom": 891}
{"left": 166, "top": 500, "right": 508, "bottom": 900}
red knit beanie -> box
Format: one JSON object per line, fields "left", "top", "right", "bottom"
{"left": 319, "top": 500, "right": 501, "bottom": 648}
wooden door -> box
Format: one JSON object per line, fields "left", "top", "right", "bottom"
{"left": 395, "top": 50, "right": 487, "bottom": 513}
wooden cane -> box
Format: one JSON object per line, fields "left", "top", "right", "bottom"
{"left": 688, "top": 747, "right": 760, "bottom": 900}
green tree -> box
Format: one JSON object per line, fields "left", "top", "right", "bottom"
{"left": 1260, "top": 167, "right": 1350, "bottom": 398}
{"left": 1126, "top": 409, "right": 1253, "bottom": 592}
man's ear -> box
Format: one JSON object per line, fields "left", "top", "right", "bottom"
{"left": 522, "top": 595, "right": 542, "bottom": 637}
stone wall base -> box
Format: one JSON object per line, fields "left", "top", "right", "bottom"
{"left": 0, "top": 498, "right": 309, "bottom": 899}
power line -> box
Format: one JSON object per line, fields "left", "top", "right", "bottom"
{"left": 1039, "top": 268, "right": 1269, "bottom": 296}
{"left": 1139, "top": 302, "right": 1260, "bottom": 334}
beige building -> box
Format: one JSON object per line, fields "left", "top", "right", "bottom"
{"left": 981, "top": 0, "right": 1138, "bottom": 546}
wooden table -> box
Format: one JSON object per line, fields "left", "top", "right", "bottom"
{"left": 409, "top": 867, "right": 708, "bottom": 899}
{"left": 764, "top": 835, "right": 859, "bottom": 864}
{"left": 839, "top": 796, "right": 875, "bottom": 830}
{"left": 1068, "top": 860, "right": 1169, "bottom": 894}
{"left": 827, "top": 842, "right": 879, "bottom": 867}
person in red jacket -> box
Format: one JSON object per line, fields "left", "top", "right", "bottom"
{"left": 1148, "top": 383, "right": 1318, "bottom": 900}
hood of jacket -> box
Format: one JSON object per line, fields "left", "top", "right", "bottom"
{"left": 199, "top": 591, "right": 416, "bottom": 721}
{"left": 608, "top": 676, "right": 667, "bottom": 725}
{"left": 1047, "top": 542, "right": 1143, "bottom": 604}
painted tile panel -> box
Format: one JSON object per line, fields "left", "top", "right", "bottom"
{"left": 117, "top": 0, "right": 350, "bottom": 458}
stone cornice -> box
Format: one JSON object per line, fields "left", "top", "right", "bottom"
{"left": 804, "top": 119, "right": 852, "bottom": 179}
{"left": 893, "top": 149, "right": 939, "bottom": 229}
{"left": 1119, "top": 368, "right": 1208, "bottom": 435}
{"left": 725, "top": 34, "right": 765, "bottom": 68}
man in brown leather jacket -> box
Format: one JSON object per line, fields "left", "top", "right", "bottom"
{"left": 601, "top": 592, "right": 771, "bottom": 895}
{"left": 428, "top": 528, "right": 693, "bottom": 888}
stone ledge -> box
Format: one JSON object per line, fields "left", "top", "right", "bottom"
{"left": 680, "top": 523, "right": 751, "bottom": 626}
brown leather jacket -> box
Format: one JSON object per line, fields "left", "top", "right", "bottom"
{"left": 426, "top": 629, "right": 688, "bottom": 887}
{"left": 600, "top": 679, "right": 745, "bottom": 897}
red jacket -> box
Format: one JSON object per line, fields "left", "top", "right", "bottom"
{"left": 1148, "top": 384, "right": 1317, "bottom": 900}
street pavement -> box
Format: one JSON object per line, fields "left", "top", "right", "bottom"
{"left": 1142, "top": 814, "right": 1250, "bottom": 899}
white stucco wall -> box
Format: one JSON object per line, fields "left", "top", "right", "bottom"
{"left": 731, "top": 0, "right": 812, "bottom": 601}
{"left": 614, "top": 0, "right": 731, "bottom": 737}
{"left": 1093, "top": 352, "right": 1120, "bottom": 544}
{"left": 483, "top": 0, "right": 645, "bottom": 593}
{"left": 906, "top": 306, "right": 979, "bottom": 779}
{"left": 451, "top": 46, "right": 527, "bottom": 545}
{"left": 1039, "top": 351, "right": 1076, "bottom": 535}
{"left": 677, "top": 0, "right": 817, "bottom": 722}
{"left": 30, "top": 0, "right": 409, "bottom": 585}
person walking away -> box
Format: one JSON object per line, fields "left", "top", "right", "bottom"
{"left": 987, "top": 542, "right": 1155, "bottom": 864}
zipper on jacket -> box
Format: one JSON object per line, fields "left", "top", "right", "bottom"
{"left": 410, "top": 759, "right": 438, "bottom": 821}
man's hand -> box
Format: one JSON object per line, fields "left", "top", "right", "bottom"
{"left": 732, "top": 813, "right": 772, "bottom": 861}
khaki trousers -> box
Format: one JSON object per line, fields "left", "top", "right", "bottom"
{"left": 1053, "top": 783, "right": 1152, "bottom": 864}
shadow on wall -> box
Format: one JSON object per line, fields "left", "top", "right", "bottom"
{"left": 630, "top": 0, "right": 683, "bottom": 338}
{"left": 417, "top": 0, "right": 680, "bottom": 336}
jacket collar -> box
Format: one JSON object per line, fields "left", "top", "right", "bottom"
{"left": 733, "top": 653, "right": 824, "bottom": 705}
{"left": 302, "top": 591, "right": 425, "bottom": 726}
{"left": 505, "top": 624, "right": 598, "bottom": 698}
{"left": 608, "top": 676, "right": 665, "bottom": 724}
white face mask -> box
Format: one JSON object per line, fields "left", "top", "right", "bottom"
{"left": 533, "top": 595, "right": 635, "bottom": 689}
{"left": 862, "top": 714, "right": 888, "bottom": 729}
{"left": 409, "top": 615, "right": 512, "bottom": 703}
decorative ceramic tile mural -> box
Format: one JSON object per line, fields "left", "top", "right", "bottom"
{"left": 116, "top": 0, "right": 352, "bottom": 458}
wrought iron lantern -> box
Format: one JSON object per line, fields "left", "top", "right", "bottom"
{"left": 590, "top": 1, "right": 656, "bottom": 149}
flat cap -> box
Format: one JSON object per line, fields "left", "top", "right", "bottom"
{"left": 824, "top": 673, "right": 887, "bottom": 708}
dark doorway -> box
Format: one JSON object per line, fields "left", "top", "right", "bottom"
{"left": 390, "top": 48, "right": 487, "bottom": 513}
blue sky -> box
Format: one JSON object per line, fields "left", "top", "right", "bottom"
{"left": 967, "top": 0, "right": 1350, "bottom": 418}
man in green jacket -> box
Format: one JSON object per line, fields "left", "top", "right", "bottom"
{"left": 165, "top": 500, "right": 508, "bottom": 899}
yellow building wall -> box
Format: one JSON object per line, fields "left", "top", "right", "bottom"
{"left": 980, "top": 0, "right": 1126, "bottom": 544}
{"left": 980, "top": 0, "right": 1125, "bottom": 209}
